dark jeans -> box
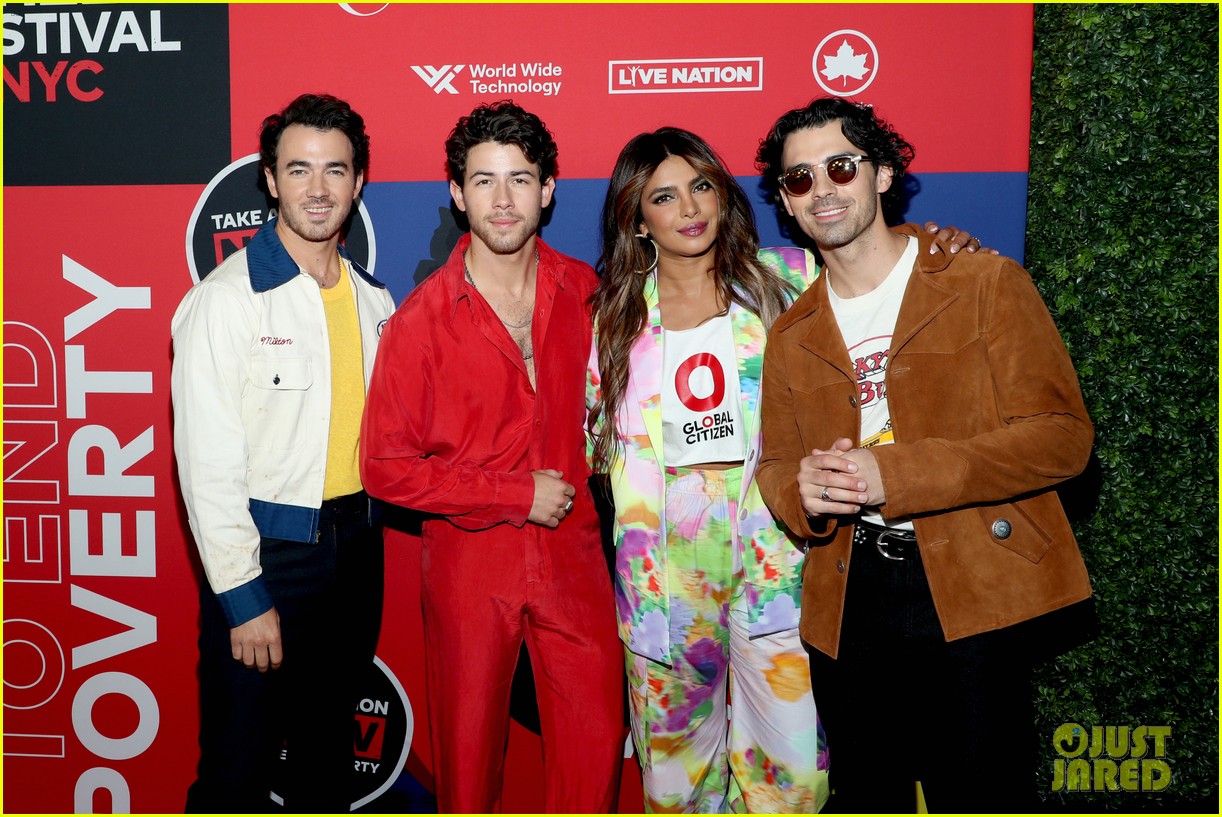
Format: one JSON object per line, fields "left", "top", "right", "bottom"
{"left": 186, "top": 493, "right": 384, "bottom": 813}
{"left": 809, "top": 531, "right": 1038, "bottom": 814}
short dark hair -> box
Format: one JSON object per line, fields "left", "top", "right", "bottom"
{"left": 444, "top": 100, "right": 558, "bottom": 184}
{"left": 755, "top": 97, "right": 914, "bottom": 210}
{"left": 259, "top": 93, "right": 370, "bottom": 178}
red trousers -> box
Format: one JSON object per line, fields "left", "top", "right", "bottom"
{"left": 421, "top": 524, "right": 623, "bottom": 812}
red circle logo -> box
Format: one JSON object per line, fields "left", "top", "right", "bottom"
{"left": 675, "top": 353, "right": 725, "bottom": 412}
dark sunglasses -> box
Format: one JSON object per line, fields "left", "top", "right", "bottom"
{"left": 777, "top": 155, "right": 871, "bottom": 196}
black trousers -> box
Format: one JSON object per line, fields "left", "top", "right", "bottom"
{"left": 809, "top": 532, "right": 1039, "bottom": 814}
{"left": 186, "top": 493, "right": 384, "bottom": 813}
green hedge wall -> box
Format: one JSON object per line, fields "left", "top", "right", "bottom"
{"left": 1027, "top": 4, "right": 1218, "bottom": 810}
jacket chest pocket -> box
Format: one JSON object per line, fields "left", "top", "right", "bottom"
{"left": 246, "top": 359, "right": 315, "bottom": 456}
{"left": 788, "top": 355, "right": 856, "bottom": 451}
{"left": 248, "top": 357, "right": 314, "bottom": 453}
{"left": 251, "top": 357, "right": 313, "bottom": 391}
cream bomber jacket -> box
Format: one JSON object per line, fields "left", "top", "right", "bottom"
{"left": 171, "top": 222, "right": 393, "bottom": 627}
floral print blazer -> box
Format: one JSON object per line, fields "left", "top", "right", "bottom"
{"left": 587, "top": 247, "right": 819, "bottom": 663}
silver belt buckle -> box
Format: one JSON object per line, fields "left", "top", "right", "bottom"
{"left": 875, "top": 530, "right": 910, "bottom": 561}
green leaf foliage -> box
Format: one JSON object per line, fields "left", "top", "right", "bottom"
{"left": 1027, "top": 4, "right": 1218, "bottom": 811}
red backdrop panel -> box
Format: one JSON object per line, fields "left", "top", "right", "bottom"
{"left": 3, "top": 184, "right": 202, "bottom": 814}
{"left": 227, "top": 3, "right": 1031, "bottom": 180}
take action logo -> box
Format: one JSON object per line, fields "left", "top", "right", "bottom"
{"left": 608, "top": 57, "right": 763, "bottom": 94}
{"left": 812, "top": 30, "right": 878, "bottom": 97}
{"left": 271, "top": 657, "right": 414, "bottom": 810}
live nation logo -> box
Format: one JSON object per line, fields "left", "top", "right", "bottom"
{"left": 609, "top": 57, "right": 763, "bottom": 94}
{"left": 185, "top": 154, "right": 375, "bottom": 284}
{"left": 812, "top": 30, "right": 879, "bottom": 97}
{"left": 271, "top": 658, "right": 414, "bottom": 810}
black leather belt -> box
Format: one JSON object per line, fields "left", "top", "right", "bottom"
{"left": 853, "top": 519, "right": 919, "bottom": 561}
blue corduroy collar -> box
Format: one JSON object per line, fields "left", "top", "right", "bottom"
{"left": 245, "top": 219, "right": 387, "bottom": 293}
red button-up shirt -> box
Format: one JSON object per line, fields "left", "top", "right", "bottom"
{"left": 361, "top": 234, "right": 600, "bottom": 567}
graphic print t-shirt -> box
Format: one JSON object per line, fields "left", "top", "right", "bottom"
{"left": 827, "top": 236, "right": 918, "bottom": 529}
{"left": 661, "top": 314, "right": 746, "bottom": 467}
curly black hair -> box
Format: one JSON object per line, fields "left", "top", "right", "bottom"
{"left": 444, "top": 100, "right": 558, "bottom": 185}
{"left": 755, "top": 97, "right": 914, "bottom": 211}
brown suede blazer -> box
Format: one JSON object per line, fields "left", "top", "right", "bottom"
{"left": 757, "top": 225, "right": 1093, "bottom": 658}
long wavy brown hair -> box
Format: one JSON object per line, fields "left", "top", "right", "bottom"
{"left": 588, "top": 127, "right": 796, "bottom": 472}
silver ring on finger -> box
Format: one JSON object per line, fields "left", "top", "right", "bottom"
{"left": 563, "top": 498, "right": 574, "bottom": 513}
{"left": 820, "top": 486, "right": 831, "bottom": 502}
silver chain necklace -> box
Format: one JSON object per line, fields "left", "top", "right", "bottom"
{"left": 464, "top": 250, "right": 537, "bottom": 358}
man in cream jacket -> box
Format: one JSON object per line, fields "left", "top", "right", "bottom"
{"left": 172, "top": 93, "right": 393, "bottom": 812}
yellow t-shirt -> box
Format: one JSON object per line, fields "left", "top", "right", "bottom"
{"left": 319, "top": 259, "right": 366, "bottom": 500}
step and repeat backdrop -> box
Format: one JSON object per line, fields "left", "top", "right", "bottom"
{"left": 3, "top": 3, "right": 1034, "bottom": 812}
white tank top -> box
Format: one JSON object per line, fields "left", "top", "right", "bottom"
{"left": 661, "top": 314, "right": 747, "bottom": 467}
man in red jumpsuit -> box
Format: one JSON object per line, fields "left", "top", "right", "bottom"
{"left": 361, "top": 101, "right": 623, "bottom": 812}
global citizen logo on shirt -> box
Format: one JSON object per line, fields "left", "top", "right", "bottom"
{"left": 676, "top": 353, "right": 735, "bottom": 444}
{"left": 608, "top": 57, "right": 763, "bottom": 94}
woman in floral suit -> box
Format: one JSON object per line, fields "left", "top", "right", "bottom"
{"left": 586, "top": 127, "right": 827, "bottom": 813}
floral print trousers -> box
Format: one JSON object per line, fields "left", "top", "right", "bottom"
{"left": 626, "top": 466, "right": 829, "bottom": 813}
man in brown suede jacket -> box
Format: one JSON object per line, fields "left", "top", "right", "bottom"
{"left": 755, "top": 98, "right": 1093, "bottom": 812}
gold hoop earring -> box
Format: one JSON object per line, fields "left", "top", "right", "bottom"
{"left": 635, "top": 233, "right": 659, "bottom": 274}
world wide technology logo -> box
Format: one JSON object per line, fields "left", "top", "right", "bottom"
{"left": 412, "top": 64, "right": 464, "bottom": 94}
{"left": 411, "top": 62, "right": 564, "bottom": 96}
